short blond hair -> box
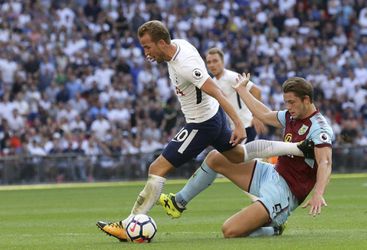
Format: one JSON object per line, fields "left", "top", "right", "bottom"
{"left": 207, "top": 47, "right": 224, "bottom": 62}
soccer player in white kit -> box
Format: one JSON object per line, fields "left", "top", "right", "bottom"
{"left": 96, "top": 20, "right": 247, "bottom": 241}
{"left": 96, "top": 21, "right": 311, "bottom": 242}
{"left": 206, "top": 47, "right": 266, "bottom": 142}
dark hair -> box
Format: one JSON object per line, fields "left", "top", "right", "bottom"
{"left": 137, "top": 20, "right": 171, "bottom": 44}
{"left": 207, "top": 47, "right": 224, "bottom": 62}
{"left": 282, "top": 77, "right": 314, "bottom": 103}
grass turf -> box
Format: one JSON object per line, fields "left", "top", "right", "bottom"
{"left": 0, "top": 174, "right": 366, "bottom": 250}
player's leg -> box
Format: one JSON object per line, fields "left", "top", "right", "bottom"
{"left": 97, "top": 118, "right": 216, "bottom": 240}
{"left": 129, "top": 155, "right": 173, "bottom": 215}
{"left": 222, "top": 202, "right": 285, "bottom": 237}
{"left": 221, "top": 138, "right": 315, "bottom": 164}
{"left": 205, "top": 150, "right": 254, "bottom": 191}
{"left": 222, "top": 201, "right": 270, "bottom": 238}
{"left": 162, "top": 137, "right": 313, "bottom": 218}
{"left": 168, "top": 148, "right": 255, "bottom": 218}
{"left": 97, "top": 155, "right": 173, "bottom": 241}
{"left": 222, "top": 161, "right": 294, "bottom": 238}
{"left": 160, "top": 108, "right": 230, "bottom": 217}
{"left": 161, "top": 108, "right": 312, "bottom": 218}
{"left": 220, "top": 139, "right": 309, "bottom": 164}
{"left": 208, "top": 154, "right": 283, "bottom": 238}
{"left": 172, "top": 155, "right": 218, "bottom": 209}
{"left": 162, "top": 109, "right": 248, "bottom": 216}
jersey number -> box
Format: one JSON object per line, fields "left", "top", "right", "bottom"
{"left": 174, "top": 128, "right": 198, "bottom": 154}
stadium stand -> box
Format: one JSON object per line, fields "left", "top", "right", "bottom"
{"left": 0, "top": 0, "right": 366, "bottom": 183}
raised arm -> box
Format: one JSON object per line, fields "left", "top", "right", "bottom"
{"left": 233, "top": 73, "right": 282, "bottom": 128}
{"left": 248, "top": 84, "right": 268, "bottom": 134}
{"left": 201, "top": 77, "right": 246, "bottom": 145}
{"left": 301, "top": 146, "right": 332, "bottom": 216}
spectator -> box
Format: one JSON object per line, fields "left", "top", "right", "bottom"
{"left": 90, "top": 113, "right": 111, "bottom": 141}
{"left": 6, "top": 109, "right": 25, "bottom": 133}
{"left": 0, "top": 0, "right": 365, "bottom": 179}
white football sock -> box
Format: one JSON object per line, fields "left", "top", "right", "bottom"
{"left": 124, "top": 174, "right": 166, "bottom": 226}
{"left": 243, "top": 140, "right": 303, "bottom": 162}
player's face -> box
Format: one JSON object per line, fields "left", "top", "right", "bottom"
{"left": 139, "top": 33, "right": 166, "bottom": 63}
{"left": 206, "top": 53, "right": 224, "bottom": 78}
{"left": 283, "top": 92, "right": 308, "bottom": 119}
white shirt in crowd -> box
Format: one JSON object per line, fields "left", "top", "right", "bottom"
{"left": 0, "top": 58, "right": 17, "bottom": 84}
{"left": 90, "top": 118, "right": 111, "bottom": 141}
{"left": 140, "top": 137, "right": 163, "bottom": 154}
{"left": 6, "top": 110, "right": 25, "bottom": 132}
{"left": 69, "top": 117, "right": 87, "bottom": 132}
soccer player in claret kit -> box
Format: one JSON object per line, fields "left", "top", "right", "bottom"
{"left": 96, "top": 21, "right": 313, "bottom": 242}
{"left": 161, "top": 73, "right": 333, "bottom": 237}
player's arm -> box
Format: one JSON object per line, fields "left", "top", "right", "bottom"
{"left": 233, "top": 73, "right": 282, "bottom": 128}
{"left": 249, "top": 84, "right": 261, "bottom": 100}
{"left": 201, "top": 77, "right": 245, "bottom": 145}
{"left": 302, "top": 146, "right": 332, "bottom": 216}
{"left": 248, "top": 84, "right": 268, "bottom": 134}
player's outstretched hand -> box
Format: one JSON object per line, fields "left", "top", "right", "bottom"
{"left": 232, "top": 73, "right": 251, "bottom": 90}
{"left": 230, "top": 125, "right": 246, "bottom": 146}
{"left": 301, "top": 193, "right": 327, "bottom": 217}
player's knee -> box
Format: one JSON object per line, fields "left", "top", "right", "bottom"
{"left": 205, "top": 150, "right": 222, "bottom": 172}
{"left": 222, "top": 223, "right": 242, "bottom": 238}
{"left": 148, "top": 157, "right": 173, "bottom": 177}
{"left": 221, "top": 223, "right": 233, "bottom": 238}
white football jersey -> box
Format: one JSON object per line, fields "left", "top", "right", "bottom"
{"left": 214, "top": 69, "right": 254, "bottom": 128}
{"left": 167, "top": 39, "right": 219, "bottom": 123}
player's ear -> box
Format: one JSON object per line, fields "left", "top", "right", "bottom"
{"left": 157, "top": 39, "right": 166, "bottom": 46}
{"left": 303, "top": 95, "right": 311, "bottom": 104}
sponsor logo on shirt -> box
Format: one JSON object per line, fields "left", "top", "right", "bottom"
{"left": 284, "top": 133, "right": 292, "bottom": 142}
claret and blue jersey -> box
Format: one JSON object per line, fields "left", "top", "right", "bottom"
{"left": 275, "top": 110, "right": 334, "bottom": 203}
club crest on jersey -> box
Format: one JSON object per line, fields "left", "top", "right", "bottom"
{"left": 298, "top": 124, "right": 309, "bottom": 135}
{"left": 192, "top": 68, "right": 203, "bottom": 80}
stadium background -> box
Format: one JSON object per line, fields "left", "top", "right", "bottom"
{"left": 0, "top": 0, "right": 366, "bottom": 184}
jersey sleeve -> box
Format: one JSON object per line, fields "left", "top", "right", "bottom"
{"left": 277, "top": 110, "right": 287, "bottom": 128}
{"left": 180, "top": 56, "right": 210, "bottom": 89}
{"left": 308, "top": 126, "right": 334, "bottom": 147}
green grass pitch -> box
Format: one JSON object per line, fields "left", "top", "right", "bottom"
{"left": 1, "top": 174, "right": 366, "bottom": 250}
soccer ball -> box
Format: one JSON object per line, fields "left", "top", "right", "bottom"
{"left": 126, "top": 214, "right": 157, "bottom": 243}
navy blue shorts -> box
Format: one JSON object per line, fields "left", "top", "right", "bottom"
{"left": 162, "top": 107, "right": 234, "bottom": 167}
{"left": 245, "top": 126, "right": 257, "bottom": 143}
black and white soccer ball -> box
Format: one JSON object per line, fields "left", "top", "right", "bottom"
{"left": 126, "top": 214, "right": 157, "bottom": 243}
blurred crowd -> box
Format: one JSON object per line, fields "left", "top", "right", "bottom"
{"left": 0, "top": 0, "right": 367, "bottom": 163}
